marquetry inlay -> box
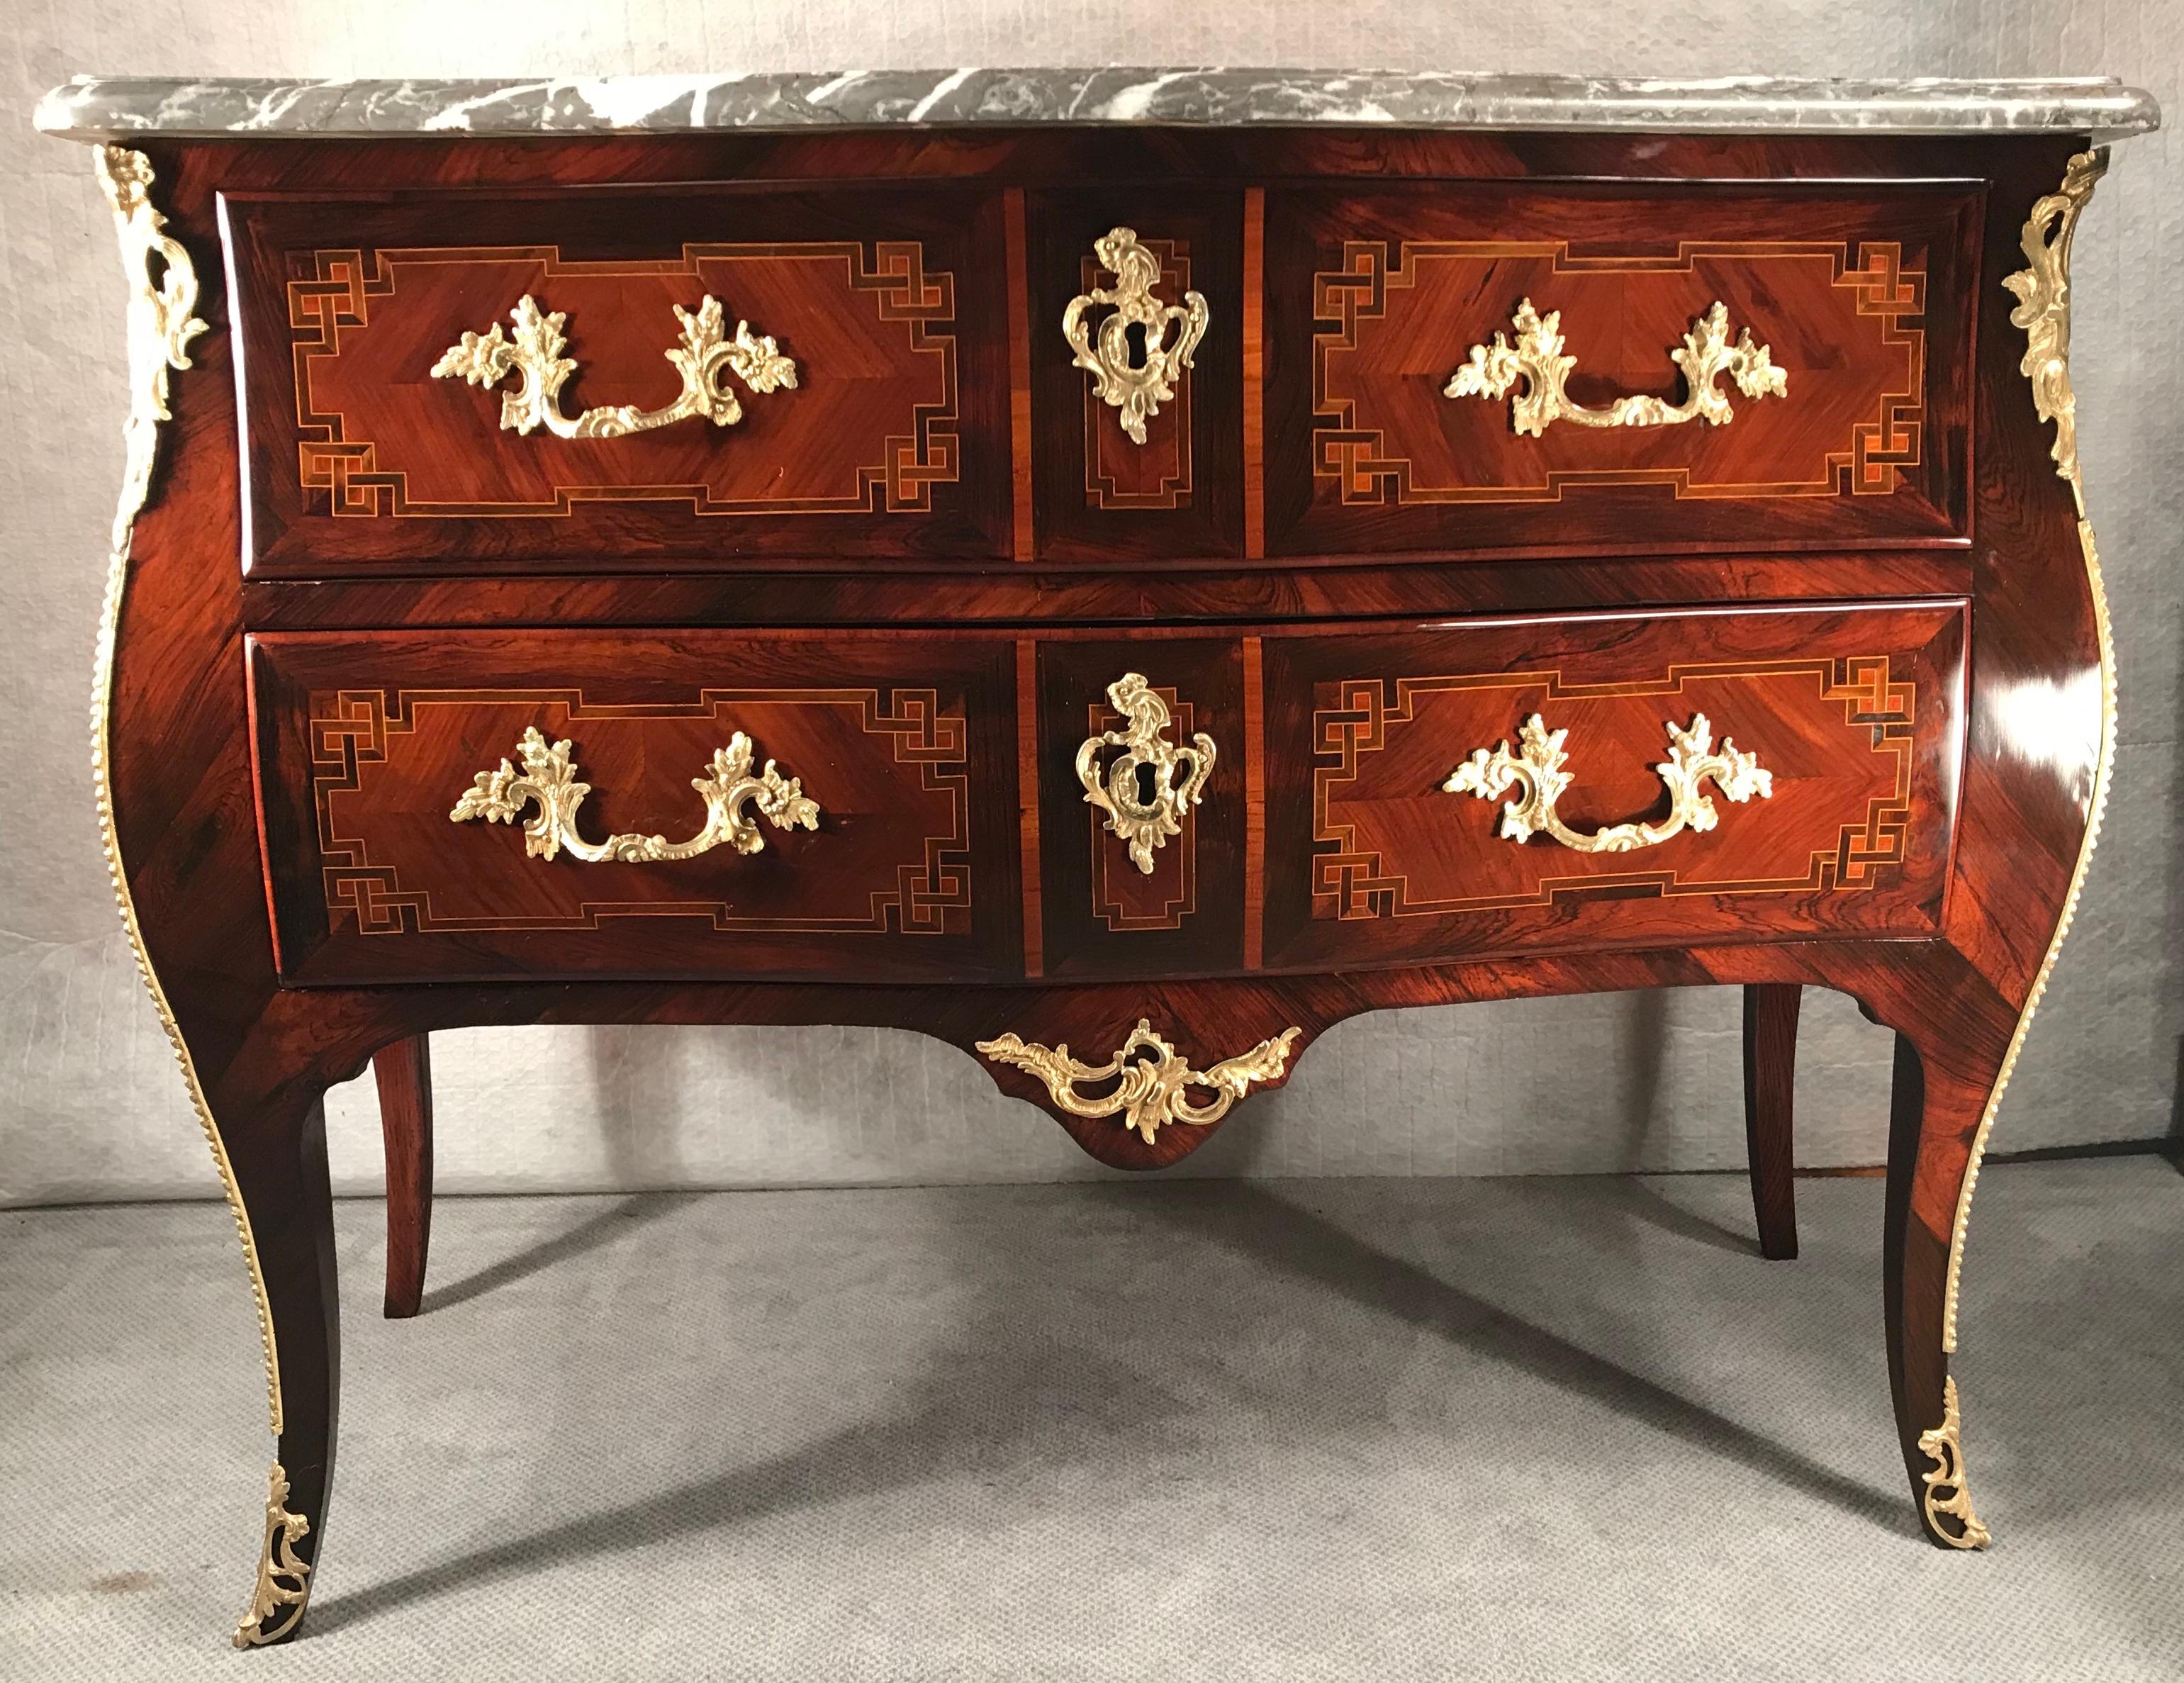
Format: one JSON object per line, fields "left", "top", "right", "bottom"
{"left": 289, "top": 242, "right": 960, "bottom": 518}
{"left": 310, "top": 686, "right": 972, "bottom": 936}
{"left": 1311, "top": 655, "right": 1915, "bottom": 919}
{"left": 1080, "top": 238, "right": 1197, "bottom": 510}
{"left": 1314, "top": 240, "right": 1925, "bottom": 505}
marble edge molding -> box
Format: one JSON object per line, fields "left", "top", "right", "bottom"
{"left": 33, "top": 69, "right": 2162, "bottom": 141}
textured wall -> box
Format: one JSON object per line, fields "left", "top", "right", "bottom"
{"left": 1, "top": 4, "right": 2176, "bottom": 1205}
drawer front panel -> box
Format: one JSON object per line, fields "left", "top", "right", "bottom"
{"left": 1267, "top": 184, "right": 1978, "bottom": 559}
{"left": 1262, "top": 603, "right": 1963, "bottom": 971}
{"left": 1032, "top": 637, "right": 1247, "bottom": 978}
{"left": 228, "top": 187, "right": 1012, "bottom": 573}
{"left": 251, "top": 632, "right": 1022, "bottom": 983}
{"left": 1026, "top": 193, "right": 1245, "bottom": 562}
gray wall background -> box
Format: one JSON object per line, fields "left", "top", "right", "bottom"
{"left": 2, "top": 4, "right": 2177, "bottom": 1206}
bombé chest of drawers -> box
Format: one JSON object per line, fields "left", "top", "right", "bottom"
{"left": 37, "top": 67, "right": 2156, "bottom": 1645}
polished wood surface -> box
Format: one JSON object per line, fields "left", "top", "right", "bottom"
{"left": 1027, "top": 191, "right": 1245, "bottom": 560}
{"left": 250, "top": 629, "right": 1015, "bottom": 984}
{"left": 228, "top": 185, "right": 1011, "bottom": 571}
{"left": 96, "top": 125, "right": 2110, "bottom": 1639}
{"left": 1275, "top": 181, "right": 1976, "bottom": 557}
{"left": 1266, "top": 603, "right": 1962, "bottom": 970}
{"left": 371, "top": 1035, "right": 433, "bottom": 1318}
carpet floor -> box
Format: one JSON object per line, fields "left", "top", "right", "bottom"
{"left": 2, "top": 1158, "right": 2180, "bottom": 1679}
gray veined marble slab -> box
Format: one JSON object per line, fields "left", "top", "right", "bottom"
{"left": 33, "top": 69, "right": 2161, "bottom": 142}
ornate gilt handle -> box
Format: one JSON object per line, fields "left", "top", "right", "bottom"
{"left": 432, "top": 294, "right": 795, "bottom": 438}
{"left": 978, "top": 1017, "right": 1302, "bottom": 1144}
{"left": 1444, "top": 713, "right": 1771, "bottom": 854}
{"left": 1077, "top": 673, "right": 1215, "bottom": 875}
{"left": 1445, "top": 299, "right": 1786, "bottom": 437}
{"left": 449, "top": 726, "right": 818, "bottom": 863}
{"left": 1063, "top": 227, "right": 1209, "bottom": 444}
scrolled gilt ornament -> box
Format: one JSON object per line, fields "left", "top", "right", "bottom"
{"left": 1077, "top": 672, "right": 1216, "bottom": 875}
{"left": 1063, "top": 227, "right": 1210, "bottom": 444}
{"left": 97, "top": 145, "right": 208, "bottom": 552}
{"left": 451, "top": 726, "right": 818, "bottom": 863}
{"left": 1445, "top": 712, "right": 1771, "bottom": 854}
{"left": 1916, "top": 1377, "right": 1993, "bottom": 1550}
{"left": 2002, "top": 148, "right": 2107, "bottom": 510}
{"left": 1446, "top": 298, "right": 1786, "bottom": 437}
{"left": 233, "top": 1462, "right": 313, "bottom": 1647}
{"left": 432, "top": 293, "right": 795, "bottom": 439}
{"left": 977, "top": 1017, "right": 1301, "bottom": 1145}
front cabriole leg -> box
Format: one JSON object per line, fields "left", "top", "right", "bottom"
{"left": 220, "top": 1072, "right": 341, "bottom": 1645}
{"left": 1879, "top": 1010, "right": 2012, "bottom": 1548}
{"left": 94, "top": 143, "right": 344, "bottom": 1645}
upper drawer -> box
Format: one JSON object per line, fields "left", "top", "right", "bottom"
{"left": 224, "top": 186, "right": 1013, "bottom": 574}
{"left": 1265, "top": 181, "right": 1980, "bottom": 559}
{"left": 249, "top": 630, "right": 1023, "bottom": 983}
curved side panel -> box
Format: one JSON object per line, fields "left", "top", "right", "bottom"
{"left": 87, "top": 146, "right": 284, "bottom": 1433}
{"left": 1943, "top": 147, "right": 2115, "bottom": 1355}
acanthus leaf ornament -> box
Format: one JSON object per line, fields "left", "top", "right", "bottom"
{"left": 1445, "top": 713, "right": 1771, "bottom": 854}
{"left": 2003, "top": 148, "right": 2107, "bottom": 513}
{"left": 1915, "top": 1377, "right": 1992, "bottom": 1550}
{"left": 451, "top": 726, "right": 819, "bottom": 863}
{"left": 1063, "top": 228, "right": 1210, "bottom": 445}
{"left": 432, "top": 293, "right": 795, "bottom": 439}
{"left": 1446, "top": 298, "right": 1786, "bottom": 437}
{"left": 977, "top": 1018, "right": 1302, "bottom": 1145}
{"left": 97, "top": 145, "right": 209, "bottom": 553}
{"left": 1946, "top": 147, "right": 2115, "bottom": 1358}
{"left": 1077, "top": 672, "right": 1216, "bottom": 875}
{"left": 232, "top": 1462, "right": 313, "bottom": 1646}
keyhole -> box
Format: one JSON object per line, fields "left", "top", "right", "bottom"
{"left": 1135, "top": 761, "right": 1158, "bottom": 806}
{"left": 1124, "top": 320, "right": 1149, "bottom": 369}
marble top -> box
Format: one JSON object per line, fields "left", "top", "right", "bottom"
{"left": 35, "top": 69, "right": 2161, "bottom": 142}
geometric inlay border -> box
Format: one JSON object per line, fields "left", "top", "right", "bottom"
{"left": 289, "top": 242, "right": 959, "bottom": 518}
{"left": 1311, "top": 655, "right": 1915, "bottom": 919}
{"left": 1312, "top": 240, "right": 1925, "bottom": 505}
{"left": 1081, "top": 240, "right": 1194, "bottom": 511}
{"left": 310, "top": 686, "right": 972, "bottom": 935}
{"left": 1086, "top": 687, "right": 1200, "bottom": 932}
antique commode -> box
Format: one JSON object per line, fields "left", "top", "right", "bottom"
{"left": 35, "top": 68, "right": 2158, "bottom": 1643}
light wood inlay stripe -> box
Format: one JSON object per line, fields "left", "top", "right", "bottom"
{"left": 1243, "top": 188, "right": 1266, "bottom": 560}
{"left": 1015, "top": 639, "right": 1044, "bottom": 975}
{"left": 1243, "top": 635, "right": 1265, "bottom": 970}
{"left": 1004, "top": 189, "right": 1036, "bottom": 563}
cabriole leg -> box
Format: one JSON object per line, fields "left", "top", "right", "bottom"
{"left": 374, "top": 1035, "right": 435, "bottom": 1319}
{"left": 1740, "top": 983, "right": 1801, "bottom": 1260}
{"left": 216, "top": 1078, "right": 342, "bottom": 1645}
{"left": 1882, "top": 1027, "right": 2008, "bottom": 1549}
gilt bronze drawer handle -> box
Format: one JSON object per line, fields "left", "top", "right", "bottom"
{"left": 432, "top": 293, "right": 796, "bottom": 439}
{"left": 978, "top": 1017, "right": 1302, "bottom": 1144}
{"left": 1445, "top": 299, "right": 1786, "bottom": 437}
{"left": 1063, "top": 227, "right": 1209, "bottom": 444}
{"left": 1445, "top": 712, "right": 1771, "bottom": 854}
{"left": 1077, "top": 671, "right": 1215, "bottom": 875}
{"left": 450, "top": 725, "right": 818, "bottom": 863}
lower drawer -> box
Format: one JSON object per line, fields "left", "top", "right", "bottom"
{"left": 1260, "top": 600, "right": 1964, "bottom": 971}
{"left": 249, "top": 630, "right": 1022, "bottom": 984}
{"left": 250, "top": 603, "right": 1962, "bottom": 987}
